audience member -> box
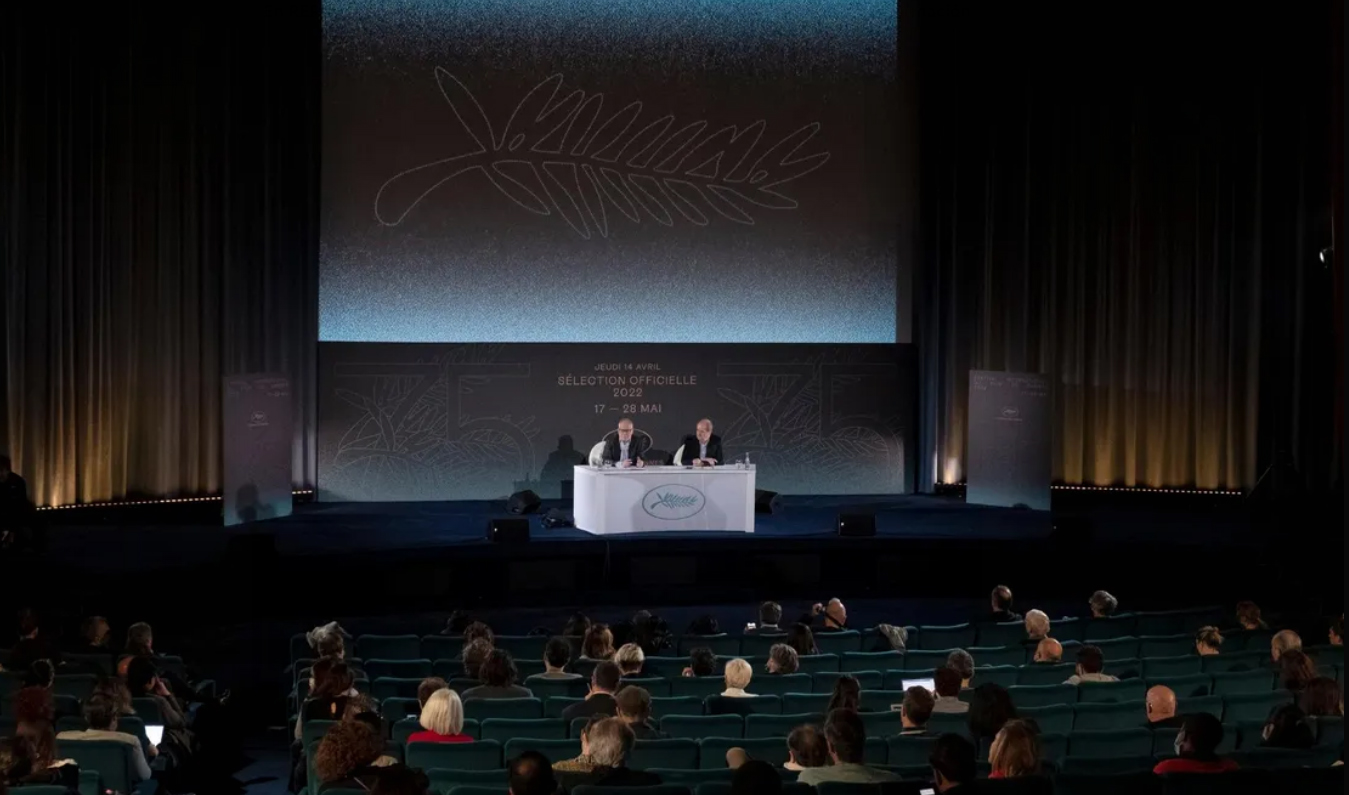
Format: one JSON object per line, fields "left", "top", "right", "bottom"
{"left": 56, "top": 694, "right": 153, "bottom": 782}
{"left": 308, "top": 622, "right": 348, "bottom": 661}
{"left": 1023, "top": 610, "right": 1050, "bottom": 644}
{"left": 530, "top": 637, "right": 578, "bottom": 681}
{"left": 462, "top": 639, "right": 494, "bottom": 679}
{"left": 1032, "top": 638, "right": 1062, "bottom": 664}
{"left": 900, "top": 686, "right": 935, "bottom": 735}
{"left": 614, "top": 686, "right": 664, "bottom": 739}
{"left": 1195, "top": 626, "right": 1223, "bottom": 656}
{"left": 0, "top": 735, "right": 76, "bottom": 790}
{"left": 582, "top": 624, "right": 615, "bottom": 660}
{"left": 1299, "top": 677, "right": 1343, "bottom": 717}
{"left": 1330, "top": 615, "right": 1343, "bottom": 647}
{"left": 827, "top": 675, "right": 861, "bottom": 713}
{"left": 928, "top": 733, "right": 977, "bottom": 793}
{"left": 462, "top": 621, "right": 494, "bottom": 647}
{"left": 796, "top": 709, "right": 899, "bottom": 784}
{"left": 76, "top": 616, "right": 113, "bottom": 656}
{"left": 1144, "top": 686, "right": 1182, "bottom": 729}
{"left": 613, "top": 643, "right": 644, "bottom": 676}
{"left": 7, "top": 609, "right": 60, "bottom": 670}
{"left": 560, "top": 661, "right": 621, "bottom": 722}
{"left": 23, "top": 660, "right": 54, "bottom": 690}
{"left": 730, "top": 760, "right": 782, "bottom": 795}
{"left": 298, "top": 657, "right": 357, "bottom": 737}
{"left": 786, "top": 624, "right": 818, "bottom": 656}
{"left": 1271, "top": 630, "right": 1302, "bottom": 663}
{"left": 508, "top": 750, "right": 557, "bottom": 795}
{"left": 1278, "top": 650, "right": 1317, "bottom": 693}
{"left": 462, "top": 650, "right": 532, "bottom": 700}
{"left": 946, "top": 650, "right": 975, "bottom": 689}
{"left": 1261, "top": 704, "right": 1315, "bottom": 749}
{"left": 721, "top": 658, "right": 754, "bottom": 697}
{"left": 556, "top": 717, "right": 661, "bottom": 788}
{"left": 784, "top": 725, "right": 830, "bottom": 771}
{"left": 990, "top": 585, "right": 1021, "bottom": 623}
{"left": 725, "top": 747, "right": 750, "bottom": 770}
{"left": 750, "top": 602, "right": 783, "bottom": 634}
{"left": 553, "top": 714, "right": 604, "bottom": 774}
{"left": 417, "top": 677, "right": 448, "bottom": 708}
{"left": 682, "top": 647, "right": 716, "bottom": 677}
{"left": 1089, "top": 590, "right": 1118, "bottom": 617}
{"left": 563, "top": 613, "right": 591, "bottom": 639}
{"left": 407, "top": 688, "right": 472, "bottom": 743}
{"left": 932, "top": 667, "right": 968, "bottom": 714}
{"left": 968, "top": 683, "right": 1017, "bottom": 742}
{"left": 126, "top": 656, "right": 193, "bottom": 765}
{"left": 988, "top": 719, "right": 1041, "bottom": 779}
{"left": 1064, "top": 645, "right": 1118, "bottom": 685}
{"left": 801, "top": 599, "right": 848, "bottom": 632}
{"left": 1153, "top": 713, "right": 1238, "bottom": 774}
{"left": 1235, "top": 601, "right": 1267, "bottom": 630}
{"left": 767, "top": 644, "right": 799, "bottom": 674}
{"left": 0, "top": 454, "right": 35, "bottom": 550}
{"left": 440, "top": 611, "right": 473, "bottom": 636}
{"left": 314, "top": 720, "right": 406, "bottom": 792}
{"left": 93, "top": 676, "right": 136, "bottom": 716}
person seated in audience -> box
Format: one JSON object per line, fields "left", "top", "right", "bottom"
{"left": 1195, "top": 626, "right": 1223, "bottom": 656}
{"left": 1271, "top": 629, "right": 1302, "bottom": 664}
{"left": 563, "top": 612, "right": 591, "bottom": 639}
{"left": 682, "top": 647, "right": 716, "bottom": 677}
{"left": 988, "top": 719, "right": 1041, "bottom": 779}
{"left": 307, "top": 621, "right": 347, "bottom": 659}
{"left": 12, "top": 685, "right": 58, "bottom": 768}
{"left": 766, "top": 644, "right": 799, "bottom": 674}
{"left": 0, "top": 735, "right": 77, "bottom": 791}
{"left": 560, "top": 661, "right": 621, "bottom": 722}
{"left": 1278, "top": 650, "right": 1317, "bottom": 693}
{"left": 614, "top": 686, "right": 664, "bottom": 739}
{"left": 407, "top": 688, "right": 472, "bottom": 744}
{"left": 126, "top": 656, "right": 194, "bottom": 765}
{"left": 462, "top": 649, "right": 532, "bottom": 700}
{"left": 1153, "top": 712, "right": 1238, "bottom": 774}
{"left": 94, "top": 676, "right": 137, "bottom": 717}
{"left": 1261, "top": 704, "right": 1315, "bottom": 749}
{"left": 531, "top": 637, "right": 581, "bottom": 681}
{"left": 800, "top": 599, "right": 849, "bottom": 632}
{"left": 296, "top": 657, "right": 357, "bottom": 738}
{"left": 416, "top": 677, "right": 447, "bottom": 709}
{"left": 1064, "top": 645, "right": 1117, "bottom": 685}
{"left": 553, "top": 714, "right": 605, "bottom": 774}
{"left": 75, "top": 615, "right": 114, "bottom": 657}
{"left": 748, "top": 602, "right": 783, "bottom": 634}
{"left": 509, "top": 750, "right": 557, "bottom": 795}
{"left": 581, "top": 624, "right": 615, "bottom": 661}
{"left": 721, "top": 658, "right": 755, "bottom": 697}
{"left": 967, "top": 683, "right": 1017, "bottom": 743}
{"left": 928, "top": 733, "right": 977, "bottom": 793}
{"left": 1299, "top": 677, "right": 1343, "bottom": 717}
{"left": 730, "top": 760, "right": 781, "bottom": 795}
{"left": 784, "top": 724, "right": 830, "bottom": 772}
{"left": 1032, "top": 638, "right": 1062, "bottom": 663}
{"left": 899, "top": 686, "right": 935, "bottom": 735}
{"left": 726, "top": 747, "right": 750, "bottom": 769}
{"left": 946, "top": 650, "right": 974, "bottom": 689}
{"left": 8, "top": 609, "right": 60, "bottom": 671}
{"left": 55, "top": 693, "right": 154, "bottom": 782}
{"left": 931, "top": 666, "right": 968, "bottom": 714}
{"left": 462, "top": 639, "right": 493, "bottom": 679}
{"left": 1235, "top": 601, "right": 1267, "bottom": 630}
{"left": 462, "top": 621, "right": 495, "bottom": 647}
{"left": 613, "top": 643, "right": 644, "bottom": 676}
{"left": 314, "top": 719, "right": 409, "bottom": 793}
{"left": 1144, "top": 685, "right": 1182, "bottom": 729}
{"left": 796, "top": 709, "right": 900, "bottom": 784}
{"left": 1023, "top": 610, "right": 1050, "bottom": 646}
{"left": 1088, "top": 590, "right": 1118, "bottom": 618}
{"left": 23, "top": 659, "right": 54, "bottom": 690}
{"left": 827, "top": 674, "right": 862, "bottom": 712}
{"left": 555, "top": 717, "right": 661, "bottom": 789}
{"left": 990, "top": 585, "right": 1021, "bottom": 623}
{"left": 786, "top": 623, "right": 818, "bottom": 656}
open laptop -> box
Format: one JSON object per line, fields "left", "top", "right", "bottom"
{"left": 902, "top": 677, "right": 935, "bottom": 693}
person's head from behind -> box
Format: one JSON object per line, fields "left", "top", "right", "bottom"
{"left": 586, "top": 717, "right": 635, "bottom": 767}
{"left": 1195, "top": 626, "right": 1223, "bottom": 656}
{"left": 1145, "top": 686, "right": 1177, "bottom": 723}
{"left": 462, "top": 638, "right": 493, "bottom": 679}
{"left": 787, "top": 724, "right": 829, "bottom": 768}
{"left": 480, "top": 649, "right": 518, "bottom": 688}
{"left": 316, "top": 631, "right": 345, "bottom": 660}
{"left": 929, "top": 733, "right": 976, "bottom": 792}
{"left": 544, "top": 637, "right": 571, "bottom": 672}
{"left": 767, "top": 644, "right": 799, "bottom": 674}
{"left": 614, "top": 643, "right": 644, "bottom": 676}
{"left": 1033, "top": 638, "right": 1062, "bottom": 663}
{"left": 823, "top": 708, "right": 866, "bottom": 764}
{"left": 0, "top": 734, "right": 37, "bottom": 782}
{"left": 988, "top": 719, "right": 1040, "bottom": 779}
{"left": 313, "top": 719, "right": 385, "bottom": 782}
{"left": 1300, "top": 677, "right": 1343, "bottom": 717}
{"left": 1236, "top": 601, "right": 1264, "bottom": 630}
{"left": 125, "top": 655, "right": 159, "bottom": 695}
{"left": 787, "top": 623, "right": 817, "bottom": 656}
{"left": 418, "top": 688, "right": 464, "bottom": 736}
{"left": 372, "top": 764, "right": 430, "bottom": 795}
{"left": 687, "top": 614, "right": 719, "bottom": 635}
{"left": 24, "top": 660, "right": 54, "bottom": 690}
{"left": 1024, "top": 610, "right": 1049, "bottom": 640}
{"left": 1089, "top": 590, "right": 1117, "bottom": 618}
{"left": 1278, "top": 650, "right": 1317, "bottom": 692}
{"left": 93, "top": 676, "right": 134, "bottom": 715}
{"left": 1261, "top": 704, "right": 1314, "bottom": 749}
{"left": 1076, "top": 645, "right": 1106, "bottom": 677}
{"left": 417, "top": 677, "right": 447, "bottom": 708}
{"left": 83, "top": 694, "right": 119, "bottom": 732}
{"left": 687, "top": 647, "right": 717, "bottom": 677}
{"left": 615, "top": 686, "right": 651, "bottom": 725}
{"left": 724, "top": 658, "right": 753, "bottom": 691}
{"left": 759, "top": 601, "right": 783, "bottom": 627}
{"left": 82, "top": 616, "right": 111, "bottom": 648}
{"left": 311, "top": 656, "right": 355, "bottom": 699}
{"left": 946, "top": 650, "right": 974, "bottom": 686}
{"left": 901, "top": 686, "right": 935, "bottom": 728}
{"left": 934, "top": 666, "right": 963, "bottom": 699}
{"left": 591, "top": 661, "right": 621, "bottom": 694}
{"left": 824, "top": 598, "right": 847, "bottom": 628}
{"left": 564, "top": 612, "right": 591, "bottom": 638}
{"left": 577, "top": 714, "right": 606, "bottom": 756}
{"left": 1176, "top": 712, "right": 1223, "bottom": 760}
{"left": 462, "top": 621, "right": 494, "bottom": 647}
{"left": 991, "top": 584, "right": 1014, "bottom": 614}
{"left": 12, "top": 685, "right": 53, "bottom": 725}
{"left": 583, "top": 624, "right": 614, "bottom": 659}
{"left": 827, "top": 674, "right": 861, "bottom": 712}
{"left": 125, "top": 622, "right": 153, "bottom": 656}
{"left": 968, "top": 683, "right": 1017, "bottom": 740}
{"left": 1271, "top": 630, "right": 1302, "bottom": 663}
{"left": 508, "top": 750, "right": 556, "bottom": 795}
{"left": 730, "top": 759, "right": 782, "bottom": 795}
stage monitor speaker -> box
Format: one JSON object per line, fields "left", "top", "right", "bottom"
{"left": 487, "top": 518, "right": 531, "bottom": 543}
{"left": 836, "top": 512, "right": 876, "bottom": 537}
{"left": 542, "top": 508, "right": 573, "bottom": 529}
{"left": 507, "top": 490, "right": 542, "bottom": 514}
{"left": 755, "top": 489, "right": 781, "bottom": 514}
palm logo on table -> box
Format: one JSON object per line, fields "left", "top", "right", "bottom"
{"left": 642, "top": 484, "right": 706, "bottom": 520}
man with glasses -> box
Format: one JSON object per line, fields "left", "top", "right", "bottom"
{"left": 602, "top": 418, "right": 648, "bottom": 468}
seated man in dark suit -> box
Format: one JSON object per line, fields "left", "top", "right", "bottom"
{"left": 601, "top": 418, "right": 649, "bottom": 468}
{"left": 677, "top": 418, "right": 724, "bottom": 466}
{"left": 556, "top": 717, "right": 662, "bottom": 791}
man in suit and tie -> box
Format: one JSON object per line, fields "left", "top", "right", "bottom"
{"left": 602, "top": 417, "right": 649, "bottom": 467}
{"left": 679, "top": 418, "right": 724, "bottom": 467}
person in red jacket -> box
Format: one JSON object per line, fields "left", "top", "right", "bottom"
{"left": 1153, "top": 713, "right": 1238, "bottom": 774}
{"left": 407, "top": 688, "right": 472, "bottom": 744}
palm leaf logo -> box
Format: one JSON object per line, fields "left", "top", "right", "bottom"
{"left": 374, "top": 71, "right": 832, "bottom": 239}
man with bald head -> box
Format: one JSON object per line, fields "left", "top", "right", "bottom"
{"left": 1033, "top": 638, "right": 1062, "bottom": 664}
{"left": 1144, "top": 685, "right": 1183, "bottom": 729}
{"left": 801, "top": 598, "right": 848, "bottom": 632}
{"left": 679, "top": 418, "right": 724, "bottom": 467}
{"left": 602, "top": 417, "right": 649, "bottom": 468}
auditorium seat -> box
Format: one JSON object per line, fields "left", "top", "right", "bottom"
{"left": 1077, "top": 680, "right": 1147, "bottom": 704}
{"left": 1143, "top": 655, "right": 1203, "bottom": 678}
{"left": 356, "top": 634, "right": 421, "bottom": 660}
{"left": 977, "top": 622, "right": 1029, "bottom": 649}
{"left": 1150, "top": 728, "right": 1180, "bottom": 755}
{"left": 652, "top": 696, "right": 706, "bottom": 718}
{"left": 1054, "top": 771, "right": 1161, "bottom": 795}
{"left": 1229, "top": 746, "right": 1341, "bottom": 769}
{"left": 1313, "top": 715, "right": 1343, "bottom": 747}
{"left": 51, "top": 675, "right": 97, "bottom": 701}
{"left": 670, "top": 677, "right": 724, "bottom": 699}
{"left": 795, "top": 654, "right": 840, "bottom": 673}
{"left": 1211, "top": 670, "right": 1275, "bottom": 695}
{"left": 699, "top": 737, "right": 786, "bottom": 768}
{"left": 969, "top": 645, "right": 1026, "bottom": 668}
{"left": 1056, "top": 755, "right": 1157, "bottom": 775}
{"left": 1222, "top": 691, "right": 1292, "bottom": 722}
{"left": 365, "top": 658, "right": 433, "bottom": 680}
{"left": 926, "top": 712, "right": 970, "bottom": 738}
{"left": 1140, "top": 635, "right": 1198, "bottom": 658}
{"left": 372, "top": 677, "right": 425, "bottom": 701}
{"left": 1083, "top": 616, "right": 1138, "bottom": 641}
{"left": 902, "top": 650, "right": 952, "bottom": 669}
{"left": 886, "top": 735, "right": 939, "bottom": 766}
{"left": 1016, "top": 664, "right": 1077, "bottom": 687}
{"left": 479, "top": 718, "right": 566, "bottom": 742}
{"left": 840, "top": 651, "right": 903, "bottom": 672}
{"left": 811, "top": 671, "right": 881, "bottom": 692}
{"left": 752, "top": 673, "right": 812, "bottom": 697}
{"left": 1018, "top": 704, "right": 1073, "bottom": 735}
{"left": 660, "top": 714, "right": 743, "bottom": 739}
{"left": 918, "top": 624, "right": 977, "bottom": 650}
{"left": 1066, "top": 728, "right": 1153, "bottom": 758}
{"left": 857, "top": 689, "right": 906, "bottom": 713}
{"left": 782, "top": 693, "right": 830, "bottom": 714}
{"left": 1072, "top": 702, "right": 1139, "bottom": 731}
{"left": 503, "top": 737, "right": 579, "bottom": 760}
{"left": 857, "top": 710, "right": 903, "bottom": 738}
{"left": 705, "top": 695, "right": 781, "bottom": 715}
{"left": 381, "top": 697, "right": 420, "bottom": 725}
{"left": 650, "top": 769, "right": 735, "bottom": 786}
{"left": 1222, "top": 630, "right": 1274, "bottom": 654}
{"left": 677, "top": 634, "right": 741, "bottom": 656}
{"left": 463, "top": 697, "right": 543, "bottom": 721}
{"left": 745, "top": 712, "right": 823, "bottom": 738}
{"left": 1176, "top": 694, "right": 1224, "bottom": 720}
{"left": 525, "top": 677, "right": 588, "bottom": 700}
{"left": 1202, "top": 651, "right": 1269, "bottom": 674}
{"left": 427, "top": 770, "right": 507, "bottom": 795}
{"left": 406, "top": 740, "right": 503, "bottom": 770}
{"left": 971, "top": 665, "right": 1019, "bottom": 689}
{"left": 812, "top": 631, "right": 863, "bottom": 656}
{"left": 1092, "top": 638, "right": 1141, "bottom": 660}
{"left": 621, "top": 677, "right": 672, "bottom": 697}
{"left": 628, "top": 739, "right": 699, "bottom": 769}
{"left": 1007, "top": 684, "right": 1077, "bottom": 707}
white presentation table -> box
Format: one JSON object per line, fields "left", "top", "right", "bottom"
{"left": 573, "top": 465, "right": 756, "bottom": 535}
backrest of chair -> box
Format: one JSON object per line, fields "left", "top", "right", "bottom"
{"left": 752, "top": 674, "right": 813, "bottom": 697}
{"left": 52, "top": 675, "right": 97, "bottom": 701}
{"left": 463, "top": 697, "right": 544, "bottom": 721}
{"left": 355, "top": 634, "right": 421, "bottom": 660}
{"left": 972, "top": 666, "right": 1019, "bottom": 689}
{"left": 1142, "top": 656, "right": 1203, "bottom": 679}
{"left": 1066, "top": 728, "right": 1152, "bottom": 758}
{"left": 1076, "top": 680, "right": 1146, "bottom": 704}
{"left": 1018, "top": 704, "right": 1074, "bottom": 735}
{"left": 840, "top": 651, "right": 903, "bottom": 673}
{"left": 660, "top": 714, "right": 744, "bottom": 739}
{"left": 651, "top": 696, "right": 706, "bottom": 719}
{"left": 621, "top": 677, "right": 672, "bottom": 697}
{"left": 503, "top": 737, "right": 581, "bottom": 760}
{"left": 969, "top": 645, "right": 1027, "bottom": 668}
{"left": 588, "top": 442, "right": 606, "bottom": 466}
{"left": 422, "top": 635, "right": 462, "bottom": 660}
{"left": 371, "top": 677, "right": 424, "bottom": 701}
{"left": 365, "top": 658, "right": 433, "bottom": 680}
{"left": 406, "top": 739, "right": 503, "bottom": 770}
{"left": 744, "top": 712, "right": 824, "bottom": 739}
{"left": 525, "top": 676, "right": 589, "bottom": 700}
{"left": 698, "top": 737, "right": 788, "bottom": 768}
{"left": 56, "top": 739, "right": 134, "bottom": 795}
{"left": 813, "top": 631, "right": 863, "bottom": 656}
{"left": 1016, "top": 664, "right": 1077, "bottom": 687}
{"left": 918, "top": 624, "right": 976, "bottom": 650}
{"left": 479, "top": 718, "right": 567, "bottom": 743}
{"left": 795, "top": 654, "right": 840, "bottom": 674}
{"left": 1175, "top": 695, "right": 1223, "bottom": 720}
{"left": 1083, "top": 616, "right": 1138, "bottom": 641}
{"left": 1146, "top": 674, "right": 1212, "bottom": 698}
{"left": 1007, "top": 684, "right": 1077, "bottom": 707}
{"left": 1072, "top": 701, "right": 1140, "bottom": 731}
{"left": 677, "top": 635, "right": 741, "bottom": 656}
{"left": 628, "top": 738, "right": 700, "bottom": 769}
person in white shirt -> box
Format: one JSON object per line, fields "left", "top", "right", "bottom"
{"left": 601, "top": 418, "right": 648, "bottom": 467}
{"left": 1064, "top": 645, "right": 1119, "bottom": 685}
{"left": 721, "top": 658, "right": 755, "bottom": 697}
{"left": 56, "top": 694, "right": 153, "bottom": 783}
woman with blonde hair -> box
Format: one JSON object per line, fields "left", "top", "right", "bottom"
{"left": 407, "top": 688, "right": 472, "bottom": 743}
{"left": 721, "top": 659, "right": 754, "bottom": 697}
{"left": 989, "top": 720, "right": 1041, "bottom": 779}
{"left": 613, "top": 643, "right": 645, "bottom": 676}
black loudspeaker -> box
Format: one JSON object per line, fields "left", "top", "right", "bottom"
{"left": 755, "top": 489, "right": 782, "bottom": 514}
{"left": 836, "top": 512, "right": 876, "bottom": 537}
{"left": 542, "top": 508, "right": 574, "bottom": 529}
{"left": 487, "top": 518, "right": 531, "bottom": 543}
{"left": 507, "top": 490, "right": 542, "bottom": 514}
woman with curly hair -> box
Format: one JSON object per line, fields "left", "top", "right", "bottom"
{"left": 827, "top": 675, "right": 861, "bottom": 713}
{"left": 462, "top": 650, "right": 532, "bottom": 700}
{"left": 786, "top": 624, "right": 818, "bottom": 657}
{"left": 1278, "top": 650, "right": 1318, "bottom": 693}
{"left": 11, "top": 686, "right": 58, "bottom": 773}
{"left": 581, "top": 624, "right": 615, "bottom": 661}
{"left": 314, "top": 720, "right": 408, "bottom": 793}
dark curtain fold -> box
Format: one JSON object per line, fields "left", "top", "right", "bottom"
{"left": 916, "top": 2, "right": 1335, "bottom": 491}
{"left": 1, "top": 2, "right": 320, "bottom": 506}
